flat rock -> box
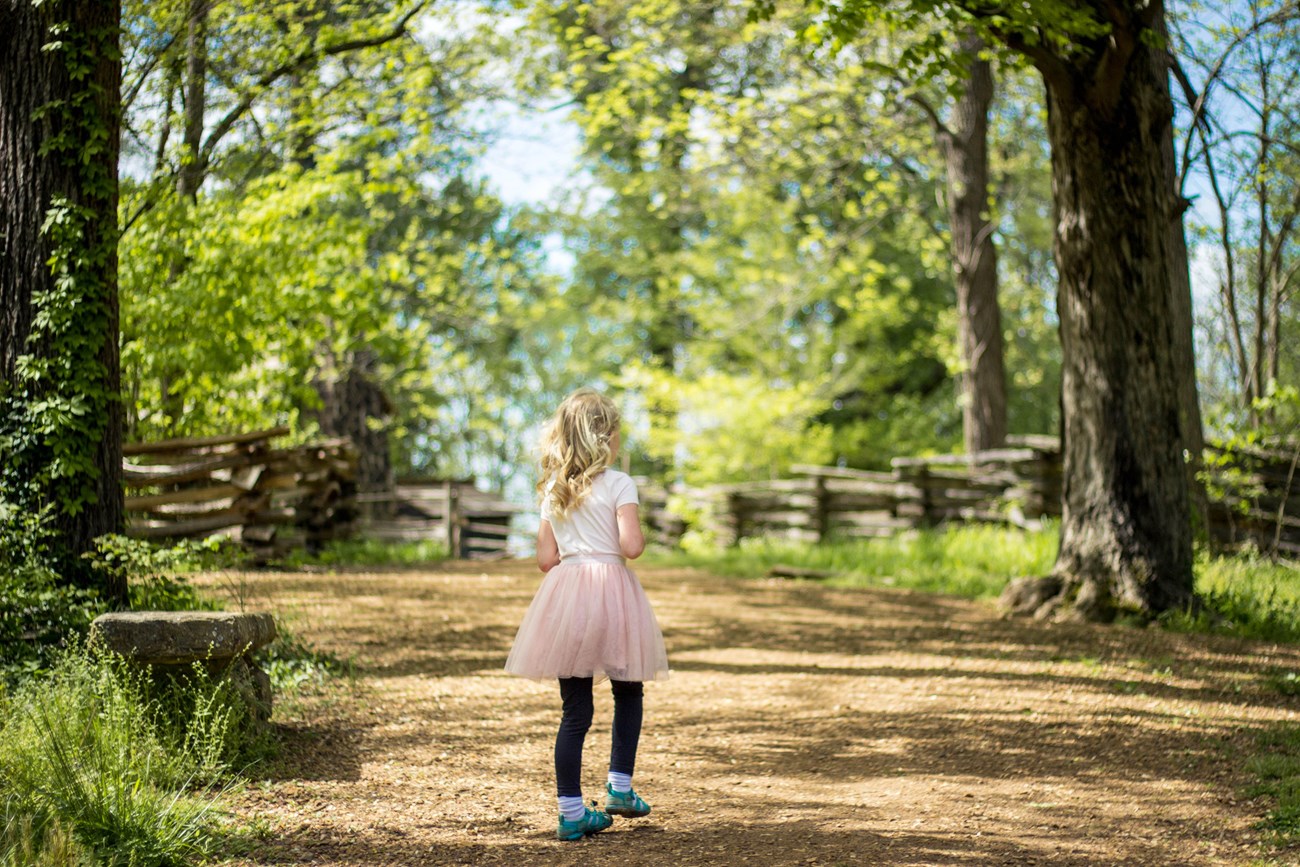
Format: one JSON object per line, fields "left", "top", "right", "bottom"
{"left": 90, "top": 611, "right": 276, "bottom": 665}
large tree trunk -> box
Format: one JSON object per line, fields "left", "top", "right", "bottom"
{"left": 0, "top": 0, "right": 125, "bottom": 599}
{"left": 1003, "top": 10, "right": 1193, "bottom": 620}
{"left": 940, "top": 36, "right": 1008, "bottom": 454}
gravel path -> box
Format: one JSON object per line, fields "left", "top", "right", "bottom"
{"left": 211, "top": 560, "right": 1300, "bottom": 866}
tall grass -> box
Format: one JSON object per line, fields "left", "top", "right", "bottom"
{"left": 1163, "top": 551, "right": 1300, "bottom": 643}
{"left": 0, "top": 814, "right": 87, "bottom": 867}
{"left": 0, "top": 647, "right": 264, "bottom": 866}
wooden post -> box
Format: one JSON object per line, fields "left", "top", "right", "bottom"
{"left": 443, "top": 480, "right": 460, "bottom": 558}
{"left": 917, "top": 464, "right": 933, "bottom": 527}
{"left": 891, "top": 459, "right": 933, "bottom": 529}
{"left": 813, "top": 473, "right": 829, "bottom": 542}
{"left": 727, "top": 491, "right": 744, "bottom": 546}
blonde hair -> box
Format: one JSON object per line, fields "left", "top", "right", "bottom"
{"left": 538, "top": 388, "right": 621, "bottom": 519}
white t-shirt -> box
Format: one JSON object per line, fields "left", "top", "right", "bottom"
{"left": 541, "top": 470, "right": 639, "bottom": 560}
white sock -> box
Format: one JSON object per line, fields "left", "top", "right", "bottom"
{"left": 608, "top": 771, "right": 632, "bottom": 793}
{"left": 558, "top": 795, "right": 585, "bottom": 821}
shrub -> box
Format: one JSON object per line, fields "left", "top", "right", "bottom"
{"left": 0, "top": 507, "right": 108, "bottom": 681}
{"left": 256, "top": 626, "right": 352, "bottom": 696}
{"left": 83, "top": 535, "right": 228, "bottom": 613}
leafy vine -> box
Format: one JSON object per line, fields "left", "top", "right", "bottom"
{"left": 0, "top": 1, "right": 120, "bottom": 534}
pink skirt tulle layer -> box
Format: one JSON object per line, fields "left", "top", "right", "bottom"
{"left": 505, "top": 557, "right": 669, "bottom": 683}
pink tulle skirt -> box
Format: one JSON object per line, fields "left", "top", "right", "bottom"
{"left": 505, "top": 554, "right": 669, "bottom": 683}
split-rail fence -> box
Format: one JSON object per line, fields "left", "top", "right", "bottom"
{"left": 123, "top": 428, "right": 517, "bottom": 560}
{"left": 641, "top": 435, "right": 1300, "bottom": 559}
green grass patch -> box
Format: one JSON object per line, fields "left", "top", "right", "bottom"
{"left": 1245, "top": 726, "right": 1300, "bottom": 847}
{"left": 1162, "top": 551, "right": 1300, "bottom": 643}
{"left": 652, "top": 525, "right": 1300, "bottom": 642}
{"left": 0, "top": 646, "right": 269, "bottom": 865}
{"left": 257, "top": 626, "right": 353, "bottom": 697}
{"left": 271, "top": 537, "right": 449, "bottom": 570}
{"left": 649, "top": 524, "right": 1060, "bottom": 599}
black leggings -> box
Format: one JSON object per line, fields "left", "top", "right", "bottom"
{"left": 555, "top": 677, "right": 643, "bottom": 798}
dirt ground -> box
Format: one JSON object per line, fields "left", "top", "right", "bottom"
{"left": 207, "top": 560, "right": 1300, "bottom": 866}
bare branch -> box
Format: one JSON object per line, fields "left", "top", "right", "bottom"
{"left": 1170, "top": 3, "right": 1300, "bottom": 180}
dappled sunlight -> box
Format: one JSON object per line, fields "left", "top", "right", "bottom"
{"left": 200, "top": 561, "right": 1300, "bottom": 866}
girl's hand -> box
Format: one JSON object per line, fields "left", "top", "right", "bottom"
{"left": 536, "top": 520, "right": 560, "bottom": 572}
{"left": 617, "top": 504, "right": 645, "bottom": 560}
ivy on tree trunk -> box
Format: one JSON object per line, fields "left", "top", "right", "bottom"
{"left": 0, "top": 0, "right": 125, "bottom": 601}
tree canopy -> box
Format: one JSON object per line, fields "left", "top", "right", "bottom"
{"left": 1, "top": 0, "right": 1296, "bottom": 608}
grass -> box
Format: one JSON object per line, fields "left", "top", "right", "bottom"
{"left": 649, "top": 523, "right": 1060, "bottom": 600}
{"left": 0, "top": 523, "right": 354, "bottom": 864}
{"left": 0, "top": 648, "right": 248, "bottom": 866}
{"left": 652, "top": 524, "right": 1300, "bottom": 642}
{"left": 256, "top": 625, "right": 354, "bottom": 698}
{"left": 1162, "top": 551, "right": 1300, "bottom": 644}
{"left": 271, "top": 537, "right": 449, "bottom": 570}
{"left": 1245, "top": 727, "right": 1300, "bottom": 849}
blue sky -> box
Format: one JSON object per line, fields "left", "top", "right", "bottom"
{"left": 476, "top": 101, "right": 581, "bottom": 207}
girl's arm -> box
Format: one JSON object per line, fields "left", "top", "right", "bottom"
{"left": 616, "top": 504, "right": 645, "bottom": 560}
{"left": 537, "top": 520, "right": 561, "bottom": 572}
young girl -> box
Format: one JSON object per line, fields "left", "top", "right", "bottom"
{"left": 505, "top": 388, "right": 670, "bottom": 841}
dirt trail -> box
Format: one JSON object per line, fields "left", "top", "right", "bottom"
{"left": 212, "top": 560, "right": 1300, "bottom": 866}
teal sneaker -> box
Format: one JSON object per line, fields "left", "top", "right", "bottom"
{"left": 556, "top": 805, "right": 613, "bottom": 841}
{"left": 604, "top": 782, "right": 651, "bottom": 818}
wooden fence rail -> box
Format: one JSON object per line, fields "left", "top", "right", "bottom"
{"left": 640, "top": 436, "right": 1300, "bottom": 559}
{"left": 1204, "top": 441, "right": 1300, "bottom": 558}
{"left": 124, "top": 430, "right": 519, "bottom": 560}
{"left": 355, "top": 479, "right": 519, "bottom": 560}
{"left": 124, "top": 427, "right": 357, "bottom": 559}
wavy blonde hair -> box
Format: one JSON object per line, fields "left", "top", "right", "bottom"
{"left": 537, "top": 388, "right": 621, "bottom": 519}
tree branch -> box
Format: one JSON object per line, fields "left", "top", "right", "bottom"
{"left": 1170, "top": 4, "right": 1300, "bottom": 185}
{"left": 900, "top": 84, "right": 950, "bottom": 139}
{"left": 199, "top": 2, "right": 428, "bottom": 166}
{"left": 947, "top": 2, "right": 1075, "bottom": 97}
{"left": 122, "top": 34, "right": 178, "bottom": 113}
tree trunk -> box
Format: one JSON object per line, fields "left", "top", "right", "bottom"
{"left": 157, "top": 0, "right": 206, "bottom": 433}
{"left": 313, "top": 349, "right": 393, "bottom": 500}
{"left": 1161, "top": 139, "right": 1203, "bottom": 462}
{"left": 1004, "top": 14, "right": 1193, "bottom": 620}
{"left": 177, "top": 0, "right": 207, "bottom": 200}
{"left": 1162, "top": 161, "right": 1208, "bottom": 532}
{"left": 0, "top": 0, "right": 125, "bottom": 600}
{"left": 940, "top": 36, "right": 1008, "bottom": 454}
{"left": 1155, "top": 13, "right": 1206, "bottom": 530}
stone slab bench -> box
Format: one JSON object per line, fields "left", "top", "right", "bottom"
{"left": 90, "top": 611, "right": 277, "bottom": 720}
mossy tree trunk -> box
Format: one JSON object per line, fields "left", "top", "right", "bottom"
{"left": 0, "top": 0, "right": 125, "bottom": 599}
